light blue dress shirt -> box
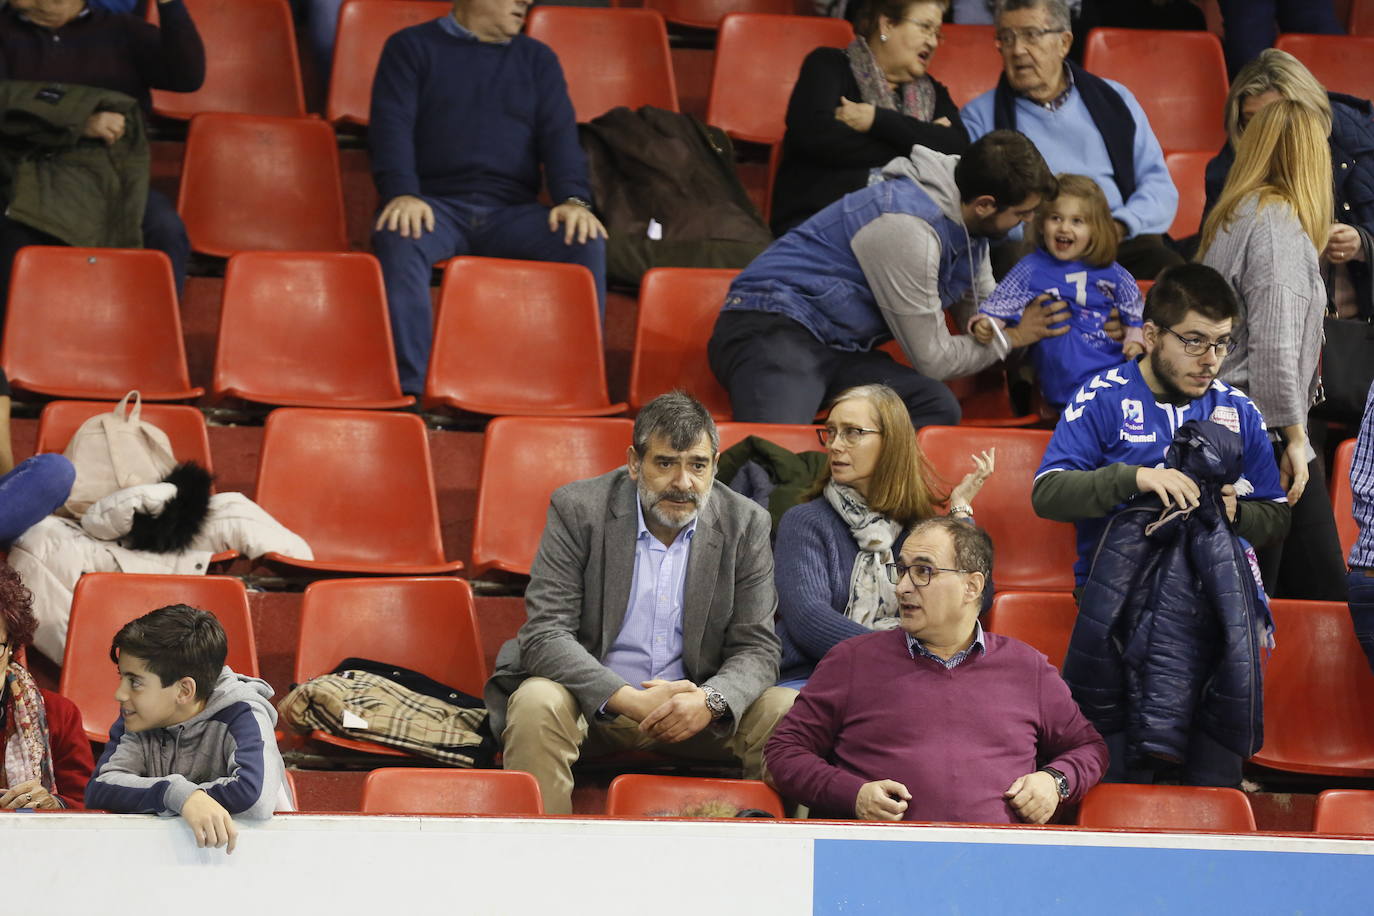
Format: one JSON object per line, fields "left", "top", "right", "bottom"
{"left": 602, "top": 499, "right": 695, "bottom": 686}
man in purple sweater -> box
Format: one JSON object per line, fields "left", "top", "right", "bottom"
{"left": 369, "top": 0, "right": 607, "bottom": 397}
{"left": 767, "top": 517, "right": 1107, "bottom": 823}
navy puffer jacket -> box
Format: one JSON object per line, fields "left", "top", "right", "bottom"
{"left": 1063, "top": 419, "right": 1270, "bottom": 770}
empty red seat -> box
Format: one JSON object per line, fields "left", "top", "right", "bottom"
{"left": 425, "top": 257, "right": 624, "bottom": 416}
{"left": 643, "top": 0, "right": 799, "bottom": 30}
{"left": 1165, "top": 150, "right": 1211, "bottom": 240}
{"left": 253, "top": 408, "right": 463, "bottom": 574}
{"left": 927, "top": 24, "right": 1001, "bottom": 108}
{"left": 524, "top": 7, "right": 678, "bottom": 122}
{"left": 604, "top": 774, "right": 783, "bottom": 817}
{"left": 2, "top": 247, "right": 202, "bottom": 401}
{"left": 1077, "top": 784, "right": 1257, "bottom": 831}
{"left": 716, "top": 422, "right": 823, "bottom": 455}
{"left": 629, "top": 267, "right": 737, "bottom": 418}
{"left": 1275, "top": 33, "right": 1374, "bottom": 101}
{"left": 36, "top": 401, "right": 214, "bottom": 474}
{"left": 1353, "top": 1, "right": 1374, "bottom": 37}
{"left": 1333, "top": 437, "right": 1359, "bottom": 565}
{"left": 292, "top": 577, "right": 486, "bottom": 759}
{"left": 1251, "top": 599, "right": 1374, "bottom": 777}
{"left": 149, "top": 0, "right": 305, "bottom": 118}
{"left": 471, "top": 416, "right": 633, "bottom": 577}
{"left": 984, "top": 591, "right": 1078, "bottom": 669}
{"left": 178, "top": 113, "right": 348, "bottom": 257}
{"left": 1313, "top": 789, "right": 1374, "bottom": 834}
{"left": 916, "top": 426, "right": 1077, "bottom": 590}
{"left": 326, "top": 0, "right": 450, "bottom": 127}
{"left": 360, "top": 767, "right": 543, "bottom": 815}
{"left": 1083, "top": 28, "right": 1228, "bottom": 154}
{"left": 59, "top": 573, "right": 258, "bottom": 743}
{"left": 214, "top": 252, "right": 411, "bottom": 410}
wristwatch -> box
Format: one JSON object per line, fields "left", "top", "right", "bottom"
{"left": 702, "top": 685, "right": 730, "bottom": 720}
{"left": 563, "top": 196, "right": 593, "bottom": 210}
{"left": 949, "top": 503, "right": 973, "bottom": 518}
{"left": 1040, "top": 766, "right": 1070, "bottom": 800}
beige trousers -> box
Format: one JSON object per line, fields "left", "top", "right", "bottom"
{"left": 501, "top": 677, "right": 797, "bottom": 815}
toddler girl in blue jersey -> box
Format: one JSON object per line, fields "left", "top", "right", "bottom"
{"left": 970, "top": 174, "right": 1145, "bottom": 409}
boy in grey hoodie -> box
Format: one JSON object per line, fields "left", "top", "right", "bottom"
{"left": 86, "top": 604, "right": 290, "bottom": 853}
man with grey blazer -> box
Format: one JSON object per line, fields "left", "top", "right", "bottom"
{"left": 485, "top": 392, "right": 796, "bottom": 814}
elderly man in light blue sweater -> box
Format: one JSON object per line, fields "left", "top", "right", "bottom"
{"left": 961, "top": 0, "right": 1182, "bottom": 280}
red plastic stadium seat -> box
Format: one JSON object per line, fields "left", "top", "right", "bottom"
{"left": 1083, "top": 29, "right": 1228, "bottom": 154}
{"left": 470, "top": 417, "right": 633, "bottom": 577}
{"left": 716, "top": 422, "right": 823, "bottom": 455}
{"left": 1275, "top": 33, "right": 1374, "bottom": 101}
{"left": 605, "top": 774, "right": 783, "bottom": 817}
{"left": 214, "top": 252, "right": 411, "bottom": 410}
{"left": 292, "top": 577, "right": 486, "bottom": 759}
{"left": 253, "top": 408, "right": 463, "bottom": 574}
{"left": 1334, "top": 437, "right": 1359, "bottom": 565}
{"left": 629, "top": 267, "right": 737, "bottom": 418}
{"left": 1077, "top": 784, "right": 1257, "bottom": 831}
{"left": 59, "top": 573, "right": 259, "bottom": 743}
{"left": 2, "top": 247, "right": 202, "bottom": 401}
{"left": 1353, "top": 0, "right": 1374, "bottom": 37}
{"left": 327, "top": 0, "right": 449, "bottom": 126}
{"left": 1165, "top": 150, "right": 1211, "bottom": 240}
{"left": 524, "top": 7, "right": 677, "bottom": 122}
{"left": 425, "top": 257, "right": 624, "bottom": 416}
{"left": 36, "top": 401, "right": 214, "bottom": 475}
{"left": 1251, "top": 599, "right": 1374, "bottom": 777}
{"left": 361, "top": 768, "right": 543, "bottom": 815}
{"left": 916, "top": 426, "right": 1077, "bottom": 590}
{"left": 984, "top": 591, "right": 1078, "bottom": 670}
{"left": 1313, "top": 789, "right": 1374, "bottom": 835}
{"left": 644, "top": 0, "right": 800, "bottom": 30}
{"left": 149, "top": 0, "right": 305, "bottom": 118}
{"left": 178, "top": 113, "right": 348, "bottom": 257}
{"left": 927, "top": 24, "right": 1001, "bottom": 108}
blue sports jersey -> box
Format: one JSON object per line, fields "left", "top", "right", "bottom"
{"left": 981, "top": 248, "right": 1142, "bottom": 407}
{"left": 1036, "top": 359, "right": 1287, "bottom": 585}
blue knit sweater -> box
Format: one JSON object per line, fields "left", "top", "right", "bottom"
{"left": 368, "top": 20, "right": 592, "bottom": 207}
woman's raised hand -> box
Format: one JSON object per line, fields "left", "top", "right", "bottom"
{"left": 949, "top": 448, "right": 996, "bottom": 511}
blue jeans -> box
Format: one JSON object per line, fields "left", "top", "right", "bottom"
{"left": 1103, "top": 728, "right": 1243, "bottom": 787}
{"left": 0, "top": 454, "right": 75, "bottom": 544}
{"left": 372, "top": 197, "right": 607, "bottom": 395}
{"left": 1346, "top": 569, "right": 1374, "bottom": 676}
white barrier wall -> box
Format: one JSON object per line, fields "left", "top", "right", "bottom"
{"left": 6, "top": 813, "right": 1373, "bottom": 914}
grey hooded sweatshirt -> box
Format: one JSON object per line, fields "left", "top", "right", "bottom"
{"left": 86, "top": 666, "right": 290, "bottom": 820}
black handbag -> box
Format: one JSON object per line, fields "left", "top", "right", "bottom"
{"left": 1311, "top": 314, "right": 1374, "bottom": 423}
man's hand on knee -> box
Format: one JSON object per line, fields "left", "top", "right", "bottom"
{"left": 639, "top": 685, "right": 711, "bottom": 742}
{"left": 375, "top": 195, "right": 435, "bottom": 239}
{"left": 606, "top": 679, "right": 696, "bottom": 722}
{"left": 548, "top": 201, "right": 607, "bottom": 245}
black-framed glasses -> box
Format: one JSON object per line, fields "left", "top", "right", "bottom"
{"left": 885, "top": 562, "right": 969, "bottom": 587}
{"left": 817, "top": 425, "right": 881, "bottom": 447}
{"left": 994, "top": 26, "right": 1066, "bottom": 47}
{"left": 1160, "top": 325, "right": 1233, "bottom": 357}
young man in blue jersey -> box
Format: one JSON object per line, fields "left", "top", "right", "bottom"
{"left": 1032, "top": 262, "right": 1290, "bottom": 588}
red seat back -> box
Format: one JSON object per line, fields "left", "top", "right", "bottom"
{"left": 1275, "top": 33, "right": 1374, "bottom": 101}
{"left": 1083, "top": 28, "right": 1228, "bottom": 154}
{"left": 2, "top": 247, "right": 200, "bottom": 401}
{"left": 1314, "top": 789, "right": 1374, "bottom": 834}
{"left": 179, "top": 113, "right": 348, "bottom": 257}
{"left": 644, "top": 0, "right": 800, "bottom": 30}
{"left": 327, "top": 0, "right": 450, "bottom": 126}
{"left": 59, "top": 573, "right": 258, "bottom": 743}
{"left": 1352, "top": 0, "right": 1374, "bottom": 37}
{"left": 629, "top": 267, "right": 737, "bottom": 418}
{"left": 1165, "top": 150, "right": 1211, "bottom": 239}
{"left": 36, "top": 401, "right": 214, "bottom": 474}
{"left": 361, "top": 767, "right": 543, "bottom": 815}
{"left": 1077, "top": 784, "right": 1257, "bottom": 831}
{"left": 215, "top": 252, "right": 408, "bottom": 409}
{"left": 984, "top": 591, "right": 1078, "bottom": 669}
{"left": 605, "top": 774, "right": 783, "bottom": 817}
{"left": 716, "top": 422, "right": 823, "bottom": 455}
{"left": 927, "top": 24, "right": 1001, "bottom": 107}
{"left": 1333, "top": 437, "right": 1359, "bottom": 565}
{"left": 525, "top": 7, "right": 678, "bottom": 122}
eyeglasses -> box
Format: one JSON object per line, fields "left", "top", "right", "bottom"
{"left": 885, "top": 562, "right": 970, "bottom": 586}
{"left": 1160, "top": 325, "right": 1233, "bottom": 357}
{"left": 899, "top": 18, "right": 942, "bottom": 40}
{"left": 994, "top": 26, "right": 1065, "bottom": 47}
{"left": 817, "top": 425, "right": 881, "bottom": 447}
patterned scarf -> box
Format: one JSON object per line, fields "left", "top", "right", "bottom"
{"left": 2, "top": 662, "right": 55, "bottom": 793}
{"left": 844, "top": 36, "right": 936, "bottom": 123}
{"left": 824, "top": 480, "right": 903, "bottom": 629}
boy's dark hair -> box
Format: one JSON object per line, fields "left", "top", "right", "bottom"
{"left": 1143, "top": 263, "right": 1241, "bottom": 329}
{"left": 110, "top": 604, "right": 227, "bottom": 702}
{"left": 955, "top": 130, "right": 1058, "bottom": 209}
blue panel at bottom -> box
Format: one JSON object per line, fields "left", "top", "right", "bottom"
{"left": 813, "top": 838, "right": 1373, "bottom": 914}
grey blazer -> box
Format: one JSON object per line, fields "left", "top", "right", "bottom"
{"left": 484, "top": 468, "right": 780, "bottom": 740}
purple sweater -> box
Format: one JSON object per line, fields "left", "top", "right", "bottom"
{"left": 766, "top": 628, "right": 1108, "bottom": 823}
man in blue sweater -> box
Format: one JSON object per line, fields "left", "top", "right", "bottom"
{"left": 369, "top": 0, "right": 606, "bottom": 397}
{"left": 961, "top": 0, "right": 1182, "bottom": 280}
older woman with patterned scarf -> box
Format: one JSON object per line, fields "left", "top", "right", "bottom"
{"left": 0, "top": 564, "right": 92, "bottom": 810}
{"left": 773, "top": 384, "right": 994, "bottom": 688}
{"left": 770, "top": 0, "right": 969, "bottom": 235}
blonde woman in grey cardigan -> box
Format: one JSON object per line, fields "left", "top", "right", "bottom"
{"left": 1198, "top": 98, "right": 1345, "bottom": 601}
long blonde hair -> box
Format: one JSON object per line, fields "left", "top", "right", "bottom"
{"left": 809, "top": 384, "right": 946, "bottom": 526}
{"left": 1224, "top": 49, "right": 1331, "bottom": 151}
{"left": 1197, "top": 97, "right": 1332, "bottom": 259}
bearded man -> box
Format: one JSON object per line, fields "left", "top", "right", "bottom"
{"left": 485, "top": 391, "right": 794, "bottom": 814}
